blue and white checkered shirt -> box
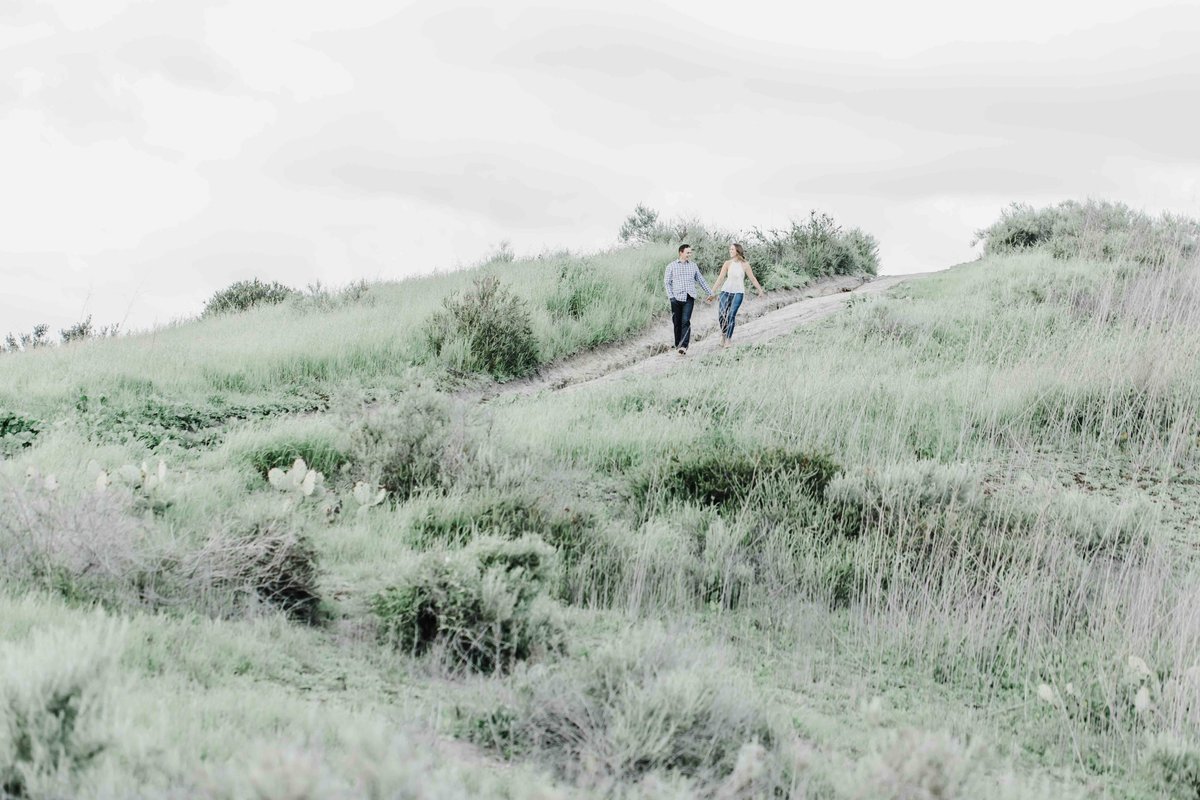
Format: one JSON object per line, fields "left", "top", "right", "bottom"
{"left": 664, "top": 259, "right": 712, "bottom": 302}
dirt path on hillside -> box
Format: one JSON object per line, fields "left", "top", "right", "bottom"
{"left": 476, "top": 273, "right": 914, "bottom": 401}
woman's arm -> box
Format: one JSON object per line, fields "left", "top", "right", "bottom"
{"left": 710, "top": 263, "right": 729, "bottom": 296}
{"left": 744, "top": 262, "right": 765, "bottom": 296}
{"left": 707, "top": 261, "right": 730, "bottom": 302}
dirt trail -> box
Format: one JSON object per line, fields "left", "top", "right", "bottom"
{"left": 477, "top": 273, "right": 914, "bottom": 401}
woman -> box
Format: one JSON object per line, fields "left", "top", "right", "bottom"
{"left": 706, "top": 243, "right": 764, "bottom": 347}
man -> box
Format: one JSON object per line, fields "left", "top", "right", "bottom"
{"left": 663, "top": 243, "right": 713, "bottom": 355}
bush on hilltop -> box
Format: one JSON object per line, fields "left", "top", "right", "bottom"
{"left": 202, "top": 278, "right": 297, "bottom": 317}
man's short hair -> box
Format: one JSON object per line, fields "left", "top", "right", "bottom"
{"left": 678, "top": 243, "right": 691, "bottom": 254}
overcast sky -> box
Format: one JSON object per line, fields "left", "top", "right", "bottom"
{"left": 2, "top": 0, "right": 1198, "bottom": 335}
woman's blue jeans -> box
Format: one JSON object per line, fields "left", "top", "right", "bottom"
{"left": 718, "top": 291, "right": 744, "bottom": 339}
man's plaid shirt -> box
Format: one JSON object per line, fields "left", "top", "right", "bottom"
{"left": 664, "top": 259, "right": 712, "bottom": 302}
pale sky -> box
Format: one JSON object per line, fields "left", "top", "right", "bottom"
{"left": 2, "top": 0, "right": 1198, "bottom": 335}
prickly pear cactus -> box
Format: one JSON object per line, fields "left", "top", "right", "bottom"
{"left": 351, "top": 481, "right": 387, "bottom": 513}
{"left": 267, "top": 458, "right": 326, "bottom": 499}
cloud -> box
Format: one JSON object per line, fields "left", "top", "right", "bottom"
{"left": 115, "top": 36, "right": 240, "bottom": 91}
{"left": 267, "top": 114, "right": 634, "bottom": 227}
{"left": 750, "top": 140, "right": 1125, "bottom": 199}
{"left": 415, "top": 1, "right": 1200, "bottom": 162}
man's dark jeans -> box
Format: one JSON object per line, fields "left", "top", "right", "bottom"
{"left": 670, "top": 295, "right": 695, "bottom": 350}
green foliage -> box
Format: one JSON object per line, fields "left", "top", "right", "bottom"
{"left": 749, "top": 211, "right": 879, "bottom": 279}
{"left": 1028, "top": 383, "right": 1182, "bottom": 443}
{"left": 618, "top": 203, "right": 661, "bottom": 244}
{"left": 74, "top": 391, "right": 327, "bottom": 450}
{"left": 59, "top": 315, "right": 119, "bottom": 345}
{"left": 426, "top": 276, "right": 540, "bottom": 380}
{"left": 458, "top": 631, "right": 794, "bottom": 795}
{"left": 545, "top": 260, "right": 608, "bottom": 322}
{"left": 2, "top": 318, "right": 118, "bottom": 353}
{"left": 409, "top": 491, "right": 593, "bottom": 561}
{"left": 2, "top": 324, "right": 50, "bottom": 354}
{"left": 973, "top": 200, "right": 1200, "bottom": 266}
{"left": 289, "top": 279, "right": 374, "bottom": 314}
{"left": 242, "top": 436, "right": 350, "bottom": 482}
{"left": 615, "top": 204, "right": 881, "bottom": 282}
{"left": 0, "top": 617, "right": 124, "bottom": 799}
{"left": 1148, "top": 736, "right": 1200, "bottom": 800}
{"left": 201, "top": 278, "right": 297, "bottom": 318}
{"left": 0, "top": 412, "right": 43, "bottom": 457}
{"left": 639, "top": 447, "right": 841, "bottom": 509}
{"left": 347, "top": 390, "right": 458, "bottom": 501}
{"left": 372, "top": 536, "right": 565, "bottom": 673}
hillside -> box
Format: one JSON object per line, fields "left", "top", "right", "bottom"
{"left": 2, "top": 203, "right": 1200, "bottom": 799}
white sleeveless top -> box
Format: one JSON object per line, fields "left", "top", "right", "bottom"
{"left": 723, "top": 260, "right": 746, "bottom": 294}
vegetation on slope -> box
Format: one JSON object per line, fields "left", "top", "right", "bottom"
{"left": 0, "top": 206, "right": 879, "bottom": 461}
{"left": 2, "top": 201, "right": 1199, "bottom": 797}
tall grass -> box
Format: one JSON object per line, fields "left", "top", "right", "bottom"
{"left": 0, "top": 244, "right": 674, "bottom": 423}
{"left": 3, "top": 202, "right": 1197, "bottom": 795}
{"left": 485, "top": 246, "right": 1200, "bottom": 780}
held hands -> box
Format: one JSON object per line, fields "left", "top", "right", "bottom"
{"left": 705, "top": 294, "right": 716, "bottom": 304}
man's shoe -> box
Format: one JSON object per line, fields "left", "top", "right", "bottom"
{"left": 678, "top": 347, "right": 687, "bottom": 356}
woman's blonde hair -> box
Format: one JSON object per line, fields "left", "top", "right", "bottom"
{"left": 731, "top": 242, "right": 747, "bottom": 262}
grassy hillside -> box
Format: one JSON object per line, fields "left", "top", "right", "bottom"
{"left": 0, "top": 244, "right": 673, "bottom": 439}
{"left": 3, "top": 204, "right": 1200, "bottom": 798}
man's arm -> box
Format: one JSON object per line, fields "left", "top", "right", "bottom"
{"left": 694, "top": 264, "right": 712, "bottom": 296}
{"left": 664, "top": 263, "right": 673, "bottom": 300}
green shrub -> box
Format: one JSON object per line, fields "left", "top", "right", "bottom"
{"left": 348, "top": 391, "right": 458, "bottom": 500}
{"left": 59, "top": 315, "right": 121, "bottom": 345}
{"left": 458, "top": 631, "right": 795, "bottom": 795}
{"left": 545, "top": 260, "right": 608, "bottom": 321}
{"left": 1027, "top": 383, "right": 1181, "bottom": 444}
{"left": 0, "top": 480, "right": 323, "bottom": 623}
{"left": 639, "top": 447, "right": 840, "bottom": 509}
{"left": 0, "top": 412, "right": 43, "bottom": 457}
{"left": 241, "top": 436, "right": 350, "bottom": 481}
{"left": 409, "top": 491, "right": 593, "bottom": 560}
{"left": 0, "top": 480, "right": 152, "bottom": 610}
{"left": 372, "top": 536, "right": 565, "bottom": 673}
{"left": 0, "top": 617, "right": 124, "bottom": 799}
{"left": 289, "top": 279, "right": 373, "bottom": 314}
{"left": 615, "top": 205, "right": 879, "bottom": 287}
{"left": 184, "top": 518, "right": 324, "bottom": 623}
{"left": 426, "top": 276, "right": 540, "bottom": 380}
{"left": 973, "top": 200, "right": 1200, "bottom": 267}
{"left": 2, "top": 324, "right": 50, "bottom": 354}
{"left": 1148, "top": 735, "right": 1200, "bottom": 800}
{"left": 201, "top": 278, "right": 297, "bottom": 317}
{"left": 75, "top": 391, "right": 327, "bottom": 450}
{"left": 743, "top": 213, "right": 880, "bottom": 279}
{"left": 618, "top": 203, "right": 661, "bottom": 244}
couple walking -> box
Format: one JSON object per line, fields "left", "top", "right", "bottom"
{"left": 664, "top": 243, "right": 764, "bottom": 355}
